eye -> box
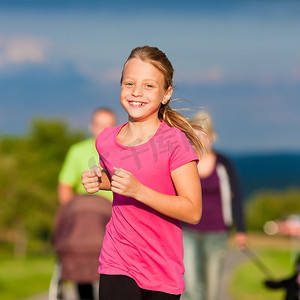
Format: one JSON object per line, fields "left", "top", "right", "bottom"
{"left": 145, "top": 84, "right": 153, "bottom": 88}
{"left": 124, "top": 82, "right": 133, "bottom": 87}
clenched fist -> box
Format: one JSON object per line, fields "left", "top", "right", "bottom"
{"left": 111, "top": 167, "right": 143, "bottom": 198}
{"left": 81, "top": 165, "right": 102, "bottom": 194}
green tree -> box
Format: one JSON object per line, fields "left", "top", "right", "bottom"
{"left": 246, "top": 188, "right": 300, "bottom": 231}
{"left": 0, "top": 118, "right": 86, "bottom": 256}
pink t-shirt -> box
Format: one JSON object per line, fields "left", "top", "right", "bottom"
{"left": 96, "top": 121, "right": 198, "bottom": 295}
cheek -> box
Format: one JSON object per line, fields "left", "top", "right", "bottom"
{"left": 120, "top": 88, "right": 127, "bottom": 103}
{"left": 153, "top": 90, "right": 166, "bottom": 103}
{"left": 120, "top": 98, "right": 126, "bottom": 111}
{"left": 119, "top": 92, "right": 128, "bottom": 110}
{"left": 120, "top": 87, "right": 125, "bottom": 98}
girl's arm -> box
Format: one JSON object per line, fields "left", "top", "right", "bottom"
{"left": 111, "top": 161, "right": 202, "bottom": 224}
{"left": 81, "top": 166, "right": 111, "bottom": 193}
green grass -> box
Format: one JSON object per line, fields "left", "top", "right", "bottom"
{"left": 0, "top": 255, "right": 55, "bottom": 300}
{"left": 230, "top": 248, "right": 295, "bottom": 300}
{"left": 0, "top": 234, "right": 297, "bottom": 300}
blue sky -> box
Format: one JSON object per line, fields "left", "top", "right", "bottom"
{"left": 0, "top": 0, "right": 299, "bottom": 153}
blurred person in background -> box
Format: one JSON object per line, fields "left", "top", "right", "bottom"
{"left": 58, "top": 107, "right": 117, "bottom": 205}
{"left": 182, "top": 111, "right": 248, "bottom": 300}
{"left": 53, "top": 107, "right": 117, "bottom": 300}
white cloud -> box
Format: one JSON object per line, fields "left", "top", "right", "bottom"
{"left": 75, "top": 63, "right": 122, "bottom": 84}
{"left": 175, "top": 66, "right": 225, "bottom": 84}
{"left": 99, "top": 68, "right": 122, "bottom": 83}
{"left": 0, "top": 34, "right": 48, "bottom": 69}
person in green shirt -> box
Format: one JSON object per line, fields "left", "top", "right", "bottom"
{"left": 58, "top": 107, "right": 117, "bottom": 204}
{"left": 56, "top": 107, "right": 117, "bottom": 300}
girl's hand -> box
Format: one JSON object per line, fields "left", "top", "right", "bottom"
{"left": 111, "top": 167, "right": 143, "bottom": 198}
{"left": 81, "top": 165, "right": 102, "bottom": 193}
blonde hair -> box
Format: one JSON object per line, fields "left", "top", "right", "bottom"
{"left": 121, "top": 45, "right": 205, "bottom": 154}
{"left": 193, "top": 111, "right": 216, "bottom": 140}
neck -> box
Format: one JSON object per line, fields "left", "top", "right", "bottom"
{"left": 118, "top": 117, "right": 162, "bottom": 146}
{"left": 127, "top": 117, "right": 162, "bottom": 137}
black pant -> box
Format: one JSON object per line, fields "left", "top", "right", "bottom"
{"left": 99, "top": 274, "right": 181, "bottom": 300}
{"left": 77, "top": 283, "right": 94, "bottom": 300}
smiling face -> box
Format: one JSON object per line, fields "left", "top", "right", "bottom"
{"left": 120, "top": 58, "right": 173, "bottom": 123}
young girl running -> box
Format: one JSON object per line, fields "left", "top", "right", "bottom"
{"left": 81, "top": 46, "right": 204, "bottom": 300}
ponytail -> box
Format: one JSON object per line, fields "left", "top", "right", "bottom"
{"left": 158, "top": 102, "right": 205, "bottom": 156}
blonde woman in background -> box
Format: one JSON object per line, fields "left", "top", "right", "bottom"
{"left": 182, "top": 111, "right": 248, "bottom": 300}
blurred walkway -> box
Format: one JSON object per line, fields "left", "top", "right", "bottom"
{"left": 219, "top": 250, "right": 245, "bottom": 300}
{"left": 24, "top": 250, "right": 245, "bottom": 300}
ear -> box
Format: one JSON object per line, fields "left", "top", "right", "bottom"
{"left": 162, "top": 86, "right": 173, "bottom": 104}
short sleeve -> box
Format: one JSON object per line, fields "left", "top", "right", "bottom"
{"left": 58, "top": 145, "right": 79, "bottom": 185}
{"left": 169, "top": 129, "right": 199, "bottom": 172}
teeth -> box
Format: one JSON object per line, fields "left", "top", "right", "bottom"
{"left": 130, "top": 101, "right": 144, "bottom": 106}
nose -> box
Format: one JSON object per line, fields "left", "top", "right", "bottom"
{"left": 132, "top": 84, "right": 143, "bottom": 97}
